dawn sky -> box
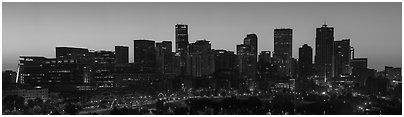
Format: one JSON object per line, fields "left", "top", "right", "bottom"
{"left": 2, "top": 2, "right": 402, "bottom": 71}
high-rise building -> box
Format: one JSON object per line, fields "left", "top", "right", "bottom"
{"left": 259, "top": 51, "right": 271, "bottom": 63}
{"left": 161, "top": 41, "right": 173, "bottom": 54}
{"left": 291, "top": 58, "right": 299, "bottom": 78}
{"left": 156, "top": 41, "right": 176, "bottom": 75}
{"left": 156, "top": 42, "right": 165, "bottom": 74}
{"left": 115, "top": 46, "right": 129, "bottom": 65}
{"left": 244, "top": 34, "right": 258, "bottom": 59}
{"left": 257, "top": 51, "right": 275, "bottom": 89}
{"left": 56, "top": 47, "right": 89, "bottom": 59}
{"left": 188, "top": 40, "right": 215, "bottom": 77}
{"left": 298, "top": 44, "right": 313, "bottom": 79}
{"left": 213, "top": 49, "right": 238, "bottom": 72}
{"left": 134, "top": 40, "right": 156, "bottom": 73}
{"left": 274, "top": 28, "right": 293, "bottom": 77}
{"left": 314, "top": 23, "right": 334, "bottom": 81}
{"left": 175, "top": 24, "right": 189, "bottom": 75}
{"left": 237, "top": 34, "right": 258, "bottom": 90}
{"left": 243, "top": 34, "right": 258, "bottom": 79}
{"left": 90, "top": 50, "right": 116, "bottom": 89}
{"left": 351, "top": 58, "right": 367, "bottom": 69}
{"left": 385, "top": 66, "right": 401, "bottom": 81}
{"left": 212, "top": 49, "right": 239, "bottom": 89}
{"left": 351, "top": 58, "right": 372, "bottom": 86}
{"left": 334, "top": 39, "right": 351, "bottom": 78}
{"left": 17, "top": 55, "right": 94, "bottom": 92}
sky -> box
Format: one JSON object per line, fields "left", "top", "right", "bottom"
{"left": 2, "top": 2, "right": 402, "bottom": 71}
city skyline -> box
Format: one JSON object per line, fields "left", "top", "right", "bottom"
{"left": 3, "top": 2, "right": 402, "bottom": 71}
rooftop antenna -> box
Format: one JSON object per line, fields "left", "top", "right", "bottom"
{"left": 323, "top": 16, "right": 327, "bottom": 27}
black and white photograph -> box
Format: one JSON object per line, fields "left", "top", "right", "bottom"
{"left": 1, "top": 1, "right": 402, "bottom": 115}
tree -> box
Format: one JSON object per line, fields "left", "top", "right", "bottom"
{"left": 27, "top": 99, "right": 35, "bottom": 108}
{"left": 64, "top": 103, "right": 79, "bottom": 115}
{"left": 33, "top": 106, "right": 42, "bottom": 114}
{"left": 2, "top": 95, "right": 25, "bottom": 111}
{"left": 34, "top": 98, "right": 43, "bottom": 107}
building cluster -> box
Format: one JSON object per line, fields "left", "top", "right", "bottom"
{"left": 2, "top": 23, "right": 401, "bottom": 99}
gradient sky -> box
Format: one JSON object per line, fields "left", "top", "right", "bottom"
{"left": 2, "top": 2, "right": 402, "bottom": 71}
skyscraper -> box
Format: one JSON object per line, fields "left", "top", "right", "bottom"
{"left": 56, "top": 47, "right": 89, "bottom": 59}
{"left": 244, "top": 34, "right": 258, "bottom": 59}
{"left": 134, "top": 40, "right": 156, "bottom": 73}
{"left": 115, "top": 46, "right": 129, "bottom": 65}
{"left": 385, "top": 66, "right": 401, "bottom": 81}
{"left": 259, "top": 51, "right": 271, "bottom": 63}
{"left": 90, "top": 50, "right": 116, "bottom": 89}
{"left": 334, "top": 39, "right": 351, "bottom": 78}
{"left": 243, "top": 34, "right": 258, "bottom": 77}
{"left": 188, "top": 40, "right": 214, "bottom": 77}
{"left": 351, "top": 58, "right": 367, "bottom": 69}
{"left": 156, "top": 42, "right": 165, "bottom": 74}
{"left": 298, "top": 44, "right": 313, "bottom": 79}
{"left": 314, "top": 23, "right": 334, "bottom": 81}
{"left": 175, "top": 24, "right": 189, "bottom": 75}
{"left": 237, "top": 34, "right": 258, "bottom": 90}
{"left": 156, "top": 41, "right": 175, "bottom": 75}
{"left": 257, "top": 51, "right": 275, "bottom": 86}
{"left": 274, "top": 28, "right": 293, "bottom": 77}
{"left": 161, "top": 41, "right": 173, "bottom": 54}
{"left": 213, "top": 49, "right": 238, "bottom": 72}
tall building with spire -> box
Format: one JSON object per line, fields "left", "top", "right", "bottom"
{"left": 314, "top": 22, "right": 334, "bottom": 81}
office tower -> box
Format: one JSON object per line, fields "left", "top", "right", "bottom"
{"left": 259, "top": 51, "right": 271, "bottom": 63}
{"left": 243, "top": 34, "right": 258, "bottom": 79}
{"left": 115, "top": 46, "right": 129, "bottom": 65}
{"left": 175, "top": 24, "right": 189, "bottom": 75}
{"left": 244, "top": 34, "right": 258, "bottom": 58}
{"left": 351, "top": 58, "right": 367, "bottom": 69}
{"left": 134, "top": 40, "right": 156, "bottom": 73}
{"left": 162, "top": 41, "right": 176, "bottom": 75}
{"left": 56, "top": 47, "right": 89, "bottom": 59}
{"left": 90, "top": 50, "right": 116, "bottom": 89}
{"left": 351, "top": 58, "right": 372, "bottom": 86}
{"left": 188, "top": 40, "right": 215, "bottom": 77}
{"left": 334, "top": 39, "right": 351, "bottom": 78}
{"left": 17, "top": 55, "right": 94, "bottom": 92}
{"left": 17, "top": 56, "right": 48, "bottom": 84}
{"left": 161, "top": 41, "right": 173, "bottom": 54}
{"left": 257, "top": 51, "right": 275, "bottom": 90}
{"left": 237, "top": 44, "right": 251, "bottom": 90}
{"left": 156, "top": 42, "right": 165, "bottom": 74}
{"left": 237, "top": 34, "right": 258, "bottom": 90}
{"left": 385, "top": 66, "right": 401, "bottom": 81}
{"left": 90, "top": 50, "right": 115, "bottom": 64}
{"left": 212, "top": 49, "right": 239, "bottom": 89}
{"left": 175, "top": 24, "right": 189, "bottom": 53}
{"left": 291, "top": 58, "right": 299, "bottom": 78}
{"left": 314, "top": 23, "right": 334, "bottom": 81}
{"left": 156, "top": 41, "right": 176, "bottom": 75}
{"left": 298, "top": 44, "right": 313, "bottom": 79}
{"left": 274, "top": 28, "right": 293, "bottom": 77}
{"left": 213, "top": 49, "right": 238, "bottom": 72}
